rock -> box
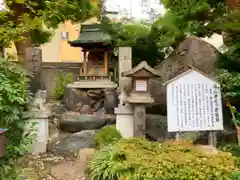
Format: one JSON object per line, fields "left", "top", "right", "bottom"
{"left": 49, "top": 117, "right": 60, "bottom": 143}
{"left": 51, "top": 103, "right": 67, "bottom": 115}
{"left": 50, "top": 148, "right": 96, "bottom": 180}
{"left": 92, "top": 99, "right": 104, "bottom": 112}
{"left": 148, "top": 36, "right": 220, "bottom": 115}
{"left": 64, "top": 88, "right": 92, "bottom": 111}
{"left": 50, "top": 161, "right": 84, "bottom": 180}
{"left": 87, "top": 89, "right": 104, "bottom": 100}
{"left": 94, "top": 108, "right": 106, "bottom": 116}
{"left": 145, "top": 114, "right": 203, "bottom": 142}
{"left": 104, "top": 89, "right": 118, "bottom": 114}
{"left": 60, "top": 112, "right": 107, "bottom": 133}
{"left": 145, "top": 114, "right": 172, "bottom": 141}
{"left": 76, "top": 148, "right": 96, "bottom": 162}
{"left": 51, "top": 130, "right": 97, "bottom": 156}
{"left": 75, "top": 102, "right": 83, "bottom": 112}
{"left": 80, "top": 105, "right": 93, "bottom": 114}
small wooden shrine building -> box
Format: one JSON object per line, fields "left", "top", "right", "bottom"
{"left": 68, "top": 24, "right": 117, "bottom": 89}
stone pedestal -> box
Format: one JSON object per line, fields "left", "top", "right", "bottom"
{"left": 25, "top": 110, "right": 50, "bottom": 153}
{"left": 115, "top": 104, "right": 134, "bottom": 138}
{"left": 133, "top": 105, "right": 146, "bottom": 137}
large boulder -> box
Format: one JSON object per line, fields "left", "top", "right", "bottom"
{"left": 63, "top": 88, "right": 118, "bottom": 114}
{"left": 49, "top": 130, "right": 97, "bottom": 156}
{"left": 146, "top": 114, "right": 171, "bottom": 141}
{"left": 63, "top": 88, "right": 94, "bottom": 112}
{"left": 148, "top": 36, "right": 220, "bottom": 115}
{"left": 59, "top": 112, "right": 109, "bottom": 133}
{"left": 145, "top": 114, "right": 208, "bottom": 143}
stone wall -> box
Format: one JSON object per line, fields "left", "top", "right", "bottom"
{"left": 41, "top": 62, "right": 82, "bottom": 99}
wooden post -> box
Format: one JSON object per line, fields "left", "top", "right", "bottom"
{"left": 208, "top": 131, "right": 217, "bottom": 147}
{"left": 176, "top": 132, "right": 180, "bottom": 141}
{"left": 83, "top": 50, "right": 87, "bottom": 75}
{"left": 104, "top": 51, "right": 108, "bottom": 76}
{"left": 133, "top": 105, "right": 146, "bottom": 137}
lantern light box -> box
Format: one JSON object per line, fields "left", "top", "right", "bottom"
{"left": 135, "top": 80, "right": 147, "bottom": 92}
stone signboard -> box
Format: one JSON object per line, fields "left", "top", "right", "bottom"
{"left": 25, "top": 47, "right": 42, "bottom": 94}
{"left": 164, "top": 67, "right": 223, "bottom": 132}
{"left": 118, "top": 47, "right": 132, "bottom": 93}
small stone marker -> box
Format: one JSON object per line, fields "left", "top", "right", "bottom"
{"left": 163, "top": 65, "right": 223, "bottom": 146}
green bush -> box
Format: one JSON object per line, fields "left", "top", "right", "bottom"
{"left": 55, "top": 71, "right": 72, "bottom": 100}
{"left": 88, "top": 138, "right": 237, "bottom": 180}
{"left": 220, "top": 144, "right": 240, "bottom": 179}
{"left": 94, "top": 125, "right": 122, "bottom": 148}
{"left": 0, "top": 58, "right": 36, "bottom": 177}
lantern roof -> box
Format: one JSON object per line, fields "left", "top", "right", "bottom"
{"left": 122, "top": 61, "right": 161, "bottom": 78}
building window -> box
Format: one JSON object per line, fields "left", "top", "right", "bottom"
{"left": 61, "top": 32, "right": 69, "bottom": 40}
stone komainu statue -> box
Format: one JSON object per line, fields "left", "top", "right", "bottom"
{"left": 31, "top": 90, "right": 48, "bottom": 110}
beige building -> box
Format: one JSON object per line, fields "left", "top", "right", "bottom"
{"left": 5, "top": 18, "right": 98, "bottom": 62}
{"left": 41, "top": 17, "right": 99, "bottom": 62}
{"left": 5, "top": 0, "right": 100, "bottom": 62}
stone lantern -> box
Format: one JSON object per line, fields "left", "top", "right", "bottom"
{"left": 122, "top": 61, "right": 161, "bottom": 137}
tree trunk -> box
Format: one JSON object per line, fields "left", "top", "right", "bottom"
{"left": 14, "top": 36, "right": 32, "bottom": 67}
{"left": 227, "top": 102, "right": 240, "bottom": 146}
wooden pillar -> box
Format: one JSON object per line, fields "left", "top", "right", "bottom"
{"left": 104, "top": 51, "right": 108, "bottom": 76}
{"left": 133, "top": 105, "right": 146, "bottom": 137}
{"left": 83, "top": 50, "right": 87, "bottom": 75}
{"left": 208, "top": 131, "right": 217, "bottom": 147}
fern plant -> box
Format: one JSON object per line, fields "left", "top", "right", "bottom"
{"left": 0, "top": 58, "right": 36, "bottom": 177}
{"left": 55, "top": 71, "right": 73, "bottom": 100}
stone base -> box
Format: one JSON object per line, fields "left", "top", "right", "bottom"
{"left": 115, "top": 104, "right": 134, "bottom": 138}
{"left": 24, "top": 110, "right": 49, "bottom": 153}
{"left": 67, "top": 80, "right": 117, "bottom": 89}
{"left": 29, "top": 141, "right": 47, "bottom": 153}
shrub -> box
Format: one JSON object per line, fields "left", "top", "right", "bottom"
{"left": 0, "top": 58, "right": 36, "bottom": 177}
{"left": 55, "top": 72, "right": 72, "bottom": 100}
{"left": 88, "top": 138, "right": 237, "bottom": 180}
{"left": 94, "top": 125, "right": 122, "bottom": 148}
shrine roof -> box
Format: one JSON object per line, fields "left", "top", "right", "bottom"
{"left": 69, "top": 24, "right": 111, "bottom": 47}
{"left": 162, "top": 65, "right": 217, "bottom": 86}
{"left": 122, "top": 61, "right": 161, "bottom": 78}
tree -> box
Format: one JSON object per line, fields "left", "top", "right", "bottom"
{"left": 216, "top": 69, "right": 240, "bottom": 145}
{"left": 100, "top": 17, "right": 164, "bottom": 66}
{"left": 152, "top": 0, "right": 240, "bottom": 68}
{"left": 0, "top": 0, "right": 100, "bottom": 63}
{"left": 150, "top": 0, "right": 228, "bottom": 54}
